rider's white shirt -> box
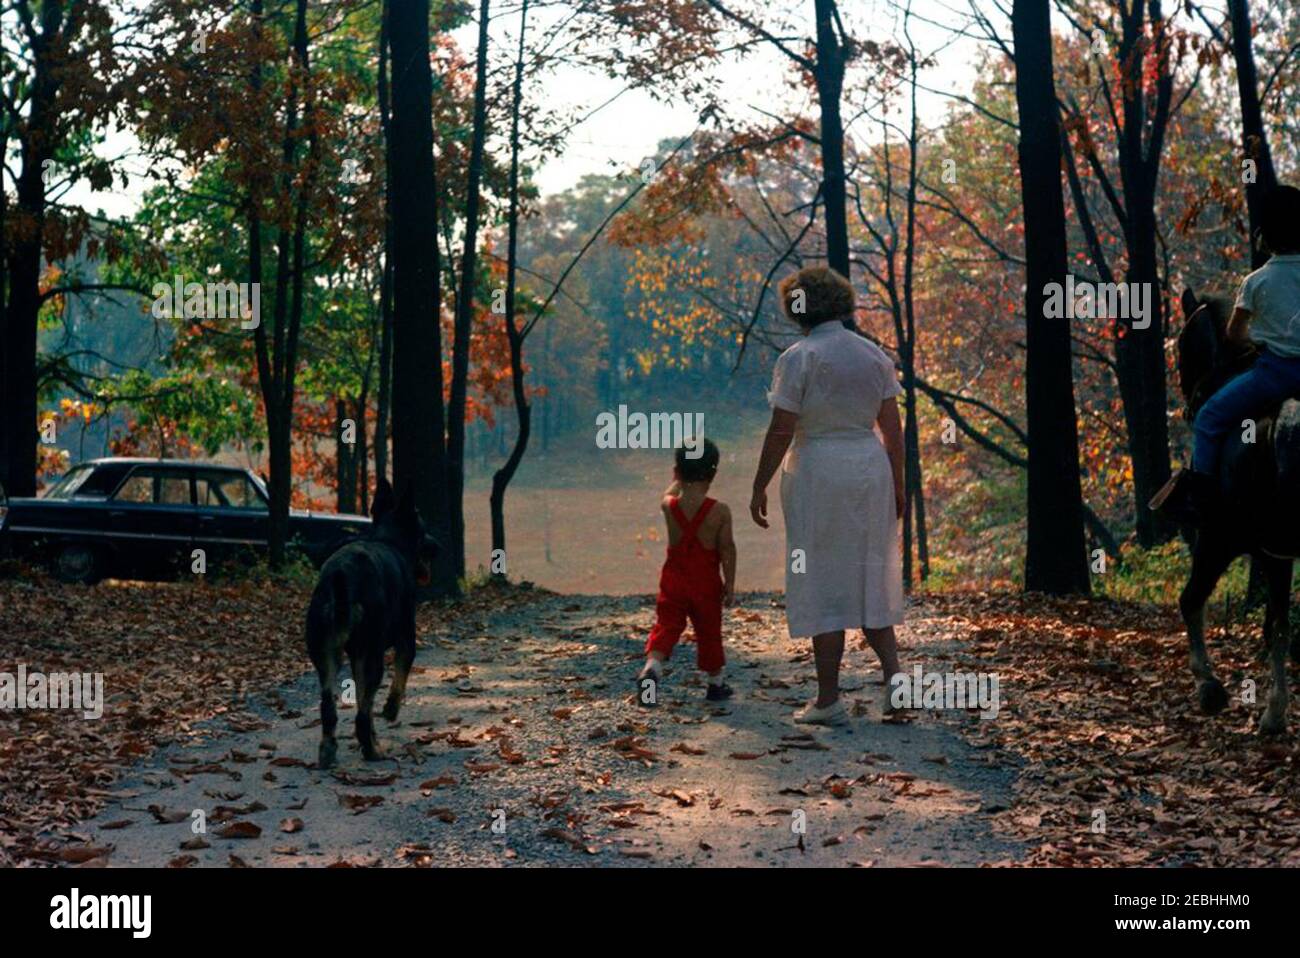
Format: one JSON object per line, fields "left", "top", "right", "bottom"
{"left": 1237, "top": 253, "right": 1300, "bottom": 358}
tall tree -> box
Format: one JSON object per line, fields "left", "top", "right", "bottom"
{"left": 1058, "top": 1, "right": 1179, "bottom": 546}
{"left": 374, "top": 0, "right": 394, "bottom": 486}
{"left": 1013, "top": 0, "right": 1091, "bottom": 594}
{"left": 701, "top": 0, "right": 853, "bottom": 275}
{"left": 388, "top": 0, "right": 454, "bottom": 591}
{"left": 1, "top": 1, "right": 115, "bottom": 497}
{"left": 489, "top": 0, "right": 530, "bottom": 577}
{"left": 1227, "top": 0, "right": 1277, "bottom": 270}
{"left": 1193, "top": 0, "right": 1279, "bottom": 269}
{"left": 250, "top": 0, "right": 318, "bottom": 568}
{"left": 851, "top": 21, "right": 930, "bottom": 587}
{"left": 447, "top": 0, "right": 492, "bottom": 581}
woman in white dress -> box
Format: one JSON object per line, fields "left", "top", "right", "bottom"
{"left": 750, "top": 266, "right": 906, "bottom": 726}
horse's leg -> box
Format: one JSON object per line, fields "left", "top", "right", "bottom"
{"left": 1291, "top": 595, "right": 1300, "bottom": 664}
{"left": 1180, "top": 533, "right": 1236, "bottom": 714}
{"left": 1259, "top": 557, "right": 1294, "bottom": 736}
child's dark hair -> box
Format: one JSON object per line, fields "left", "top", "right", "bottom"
{"left": 1261, "top": 185, "right": 1300, "bottom": 255}
{"left": 675, "top": 438, "right": 720, "bottom": 483}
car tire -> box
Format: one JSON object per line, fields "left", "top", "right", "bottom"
{"left": 52, "top": 543, "right": 103, "bottom": 585}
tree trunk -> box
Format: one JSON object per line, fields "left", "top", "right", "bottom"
{"left": 448, "top": 0, "right": 492, "bottom": 581}
{"left": 252, "top": 0, "right": 312, "bottom": 569}
{"left": 0, "top": 139, "right": 7, "bottom": 492}
{"left": 1, "top": 3, "right": 62, "bottom": 498}
{"left": 246, "top": 0, "right": 269, "bottom": 545}
{"left": 336, "top": 399, "right": 357, "bottom": 514}
{"left": 489, "top": 0, "right": 531, "bottom": 579}
{"left": 901, "top": 29, "right": 927, "bottom": 581}
{"left": 1115, "top": 0, "right": 1174, "bottom": 547}
{"left": 1013, "top": 0, "right": 1091, "bottom": 595}
{"left": 1228, "top": 0, "right": 1278, "bottom": 270}
{"left": 812, "top": 0, "right": 849, "bottom": 277}
{"left": 389, "top": 0, "right": 454, "bottom": 592}
{"left": 374, "top": 0, "right": 393, "bottom": 489}
{"left": 540, "top": 317, "right": 552, "bottom": 453}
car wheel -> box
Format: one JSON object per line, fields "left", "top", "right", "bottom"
{"left": 52, "top": 543, "right": 102, "bottom": 585}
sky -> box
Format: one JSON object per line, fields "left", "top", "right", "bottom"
{"left": 56, "top": 0, "right": 999, "bottom": 221}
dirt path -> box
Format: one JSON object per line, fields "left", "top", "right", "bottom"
{"left": 82, "top": 592, "right": 1024, "bottom": 867}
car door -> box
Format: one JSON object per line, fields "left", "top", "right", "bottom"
{"left": 193, "top": 468, "right": 270, "bottom": 569}
{"left": 108, "top": 466, "right": 197, "bottom": 575}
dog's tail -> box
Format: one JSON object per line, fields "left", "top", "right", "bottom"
{"left": 331, "top": 568, "right": 353, "bottom": 632}
{"left": 307, "top": 566, "right": 354, "bottom": 660}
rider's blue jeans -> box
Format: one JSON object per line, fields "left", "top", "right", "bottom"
{"left": 1192, "top": 348, "right": 1300, "bottom": 476}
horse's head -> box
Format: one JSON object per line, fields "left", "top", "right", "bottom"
{"left": 1176, "top": 288, "right": 1233, "bottom": 412}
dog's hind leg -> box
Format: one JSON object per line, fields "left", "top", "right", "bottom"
{"left": 351, "top": 648, "right": 386, "bottom": 761}
{"left": 1259, "top": 557, "right": 1294, "bottom": 736}
{"left": 1180, "top": 534, "right": 1236, "bottom": 715}
{"left": 382, "top": 618, "right": 417, "bottom": 722}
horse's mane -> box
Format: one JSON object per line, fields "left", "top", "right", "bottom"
{"left": 1195, "top": 292, "right": 1233, "bottom": 334}
{"left": 1178, "top": 290, "right": 1250, "bottom": 413}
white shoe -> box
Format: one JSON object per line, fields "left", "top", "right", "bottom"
{"left": 793, "top": 698, "right": 848, "bottom": 726}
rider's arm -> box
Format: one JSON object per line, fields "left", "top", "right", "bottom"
{"left": 1225, "top": 306, "right": 1252, "bottom": 346}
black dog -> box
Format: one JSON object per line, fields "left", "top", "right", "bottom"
{"left": 306, "top": 477, "right": 438, "bottom": 767}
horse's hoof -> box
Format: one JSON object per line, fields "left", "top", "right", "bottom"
{"left": 1199, "top": 678, "right": 1229, "bottom": 715}
{"left": 362, "top": 741, "right": 386, "bottom": 761}
{"left": 1259, "top": 716, "right": 1287, "bottom": 737}
{"left": 381, "top": 699, "right": 400, "bottom": 722}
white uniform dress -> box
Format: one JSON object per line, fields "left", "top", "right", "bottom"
{"left": 767, "top": 322, "right": 905, "bottom": 636}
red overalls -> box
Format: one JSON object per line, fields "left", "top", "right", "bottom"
{"left": 645, "top": 497, "right": 725, "bottom": 673}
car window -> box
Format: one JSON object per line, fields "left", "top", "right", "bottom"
{"left": 113, "top": 469, "right": 193, "bottom": 505}
{"left": 113, "top": 474, "right": 153, "bottom": 503}
{"left": 43, "top": 465, "right": 93, "bottom": 499}
{"left": 158, "top": 474, "right": 190, "bottom": 504}
{"left": 79, "top": 463, "right": 134, "bottom": 497}
{"left": 196, "top": 475, "right": 228, "bottom": 508}
{"left": 196, "top": 471, "right": 267, "bottom": 510}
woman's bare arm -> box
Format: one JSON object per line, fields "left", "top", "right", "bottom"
{"left": 877, "top": 398, "right": 905, "bottom": 519}
{"left": 716, "top": 504, "right": 737, "bottom": 604}
{"left": 750, "top": 408, "right": 799, "bottom": 527}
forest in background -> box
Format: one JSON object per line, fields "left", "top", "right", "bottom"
{"left": 2, "top": 0, "right": 1298, "bottom": 597}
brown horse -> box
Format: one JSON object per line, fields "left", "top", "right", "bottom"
{"left": 1172, "top": 288, "right": 1300, "bottom": 735}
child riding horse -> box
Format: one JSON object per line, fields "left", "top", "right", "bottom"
{"left": 1156, "top": 186, "right": 1300, "bottom": 735}
{"left": 1164, "top": 185, "right": 1300, "bottom": 519}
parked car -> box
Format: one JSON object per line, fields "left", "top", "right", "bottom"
{"left": 0, "top": 458, "right": 369, "bottom": 584}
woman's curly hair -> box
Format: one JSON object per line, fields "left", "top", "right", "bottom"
{"left": 777, "top": 266, "right": 856, "bottom": 328}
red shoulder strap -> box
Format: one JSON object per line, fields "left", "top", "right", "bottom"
{"left": 670, "top": 497, "right": 716, "bottom": 543}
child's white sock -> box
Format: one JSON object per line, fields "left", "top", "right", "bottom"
{"left": 643, "top": 656, "right": 663, "bottom": 676}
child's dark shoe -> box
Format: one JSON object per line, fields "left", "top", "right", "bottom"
{"left": 1150, "top": 467, "right": 1222, "bottom": 526}
{"left": 705, "top": 682, "right": 734, "bottom": 702}
{"left": 636, "top": 665, "right": 661, "bottom": 707}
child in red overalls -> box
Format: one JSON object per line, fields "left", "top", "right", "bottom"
{"left": 637, "top": 439, "right": 737, "bottom": 703}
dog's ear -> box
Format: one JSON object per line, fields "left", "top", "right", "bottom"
{"left": 397, "top": 481, "right": 417, "bottom": 521}
{"left": 371, "top": 476, "right": 396, "bottom": 519}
